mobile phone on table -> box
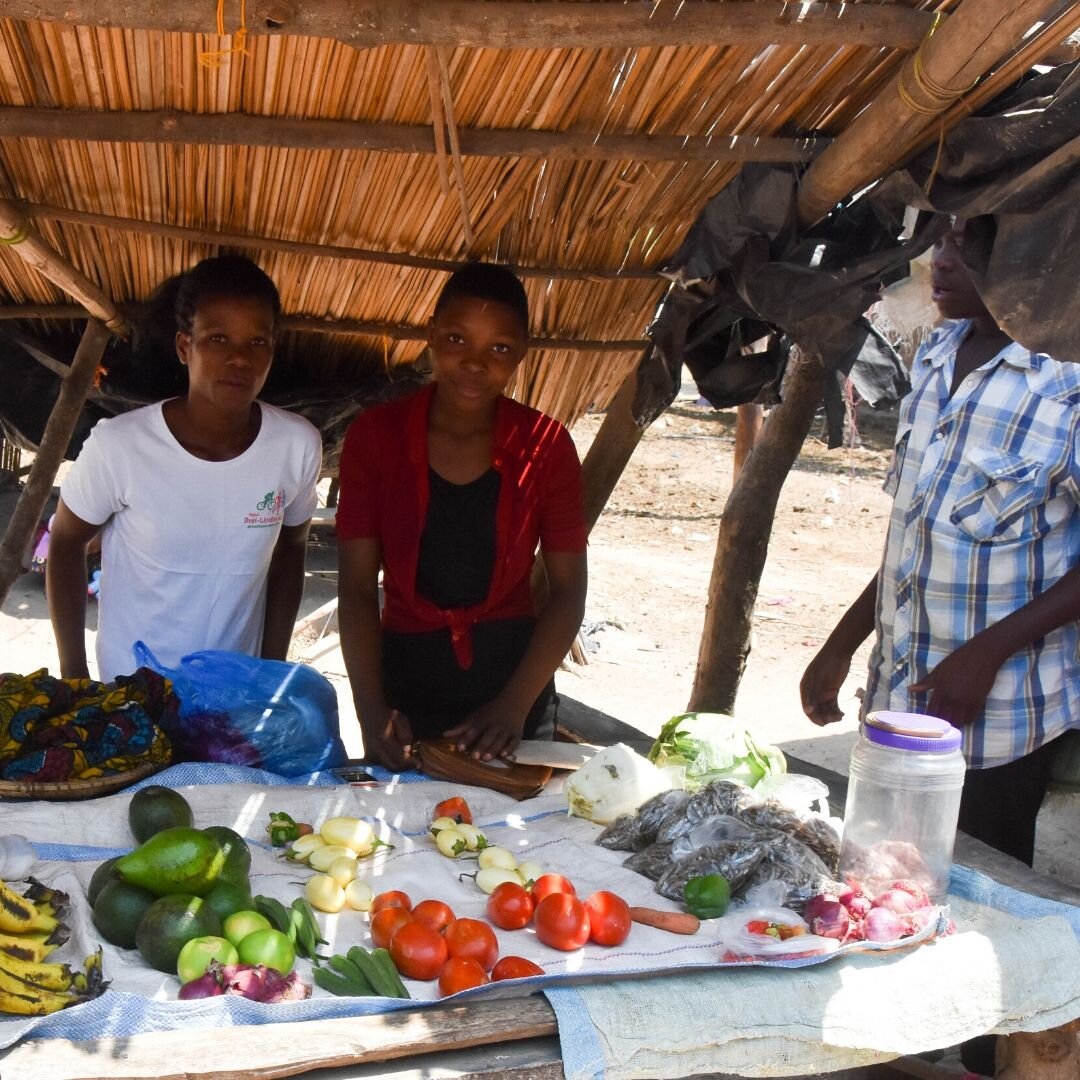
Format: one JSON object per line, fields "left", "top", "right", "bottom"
{"left": 331, "top": 762, "right": 380, "bottom": 784}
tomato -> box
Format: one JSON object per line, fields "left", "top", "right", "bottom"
{"left": 389, "top": 920, "right": 449, "bottom": 981}
{"left": 236, "top": 928, "right": 296, "bottom": 974}
{"left": 412, "top": 899, "right": 456, "bottom": 933}
{"left": 433, "top": 797, "right": 473, "bottom": 825}
{"left": 530, "top": 873, "right": 576, "bottom": 905}
{"left": 444, "top": 917, "right": 499, "bottom": 971}
{"left": 438, "top": 955, "right": 490, "bottom": 996}
{"left": 534, "top": 892, "right": 591, "bottom": 951}
{"left": 370, "top": 906, "right": 413, "bottom": 949}
{"left": 491, "top": 955, "right": 546, "bottom": 981}
{"left": 584, "top": 890, "right": 632, "bottom": 947}
{"left": 486, "top": 881, "right": 534, "bottom": 930}
{"left": 371, "top": 890, "right": 413, "bottom": 914}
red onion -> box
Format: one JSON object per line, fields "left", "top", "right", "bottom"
{"left": 864, "top": 907, "right": 906, "bottom": 942}
{"left": 178, "top": 971, "right": 225, "bottom": 999}
{"left": 888, "top": 879, "right": 931, "bottom": 908}
{"left": 804, "top": 895, "right": 858, "bottom": 942}
{"left": 838, "top": 883, "right": 872, "bottom": 920}
{"left": 872, "top": 888, "right": 922, "bottom": 915}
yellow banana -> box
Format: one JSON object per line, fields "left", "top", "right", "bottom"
{"left": 0, "top": 962, "right": 86, "bottom": 1015}
{"left": 0, "top": 950, "right": 73, "bottom": 992}
{"left": 0, "top": 880, "right": 59, "bottom": 935}
{"left": 0, "top": 931, "right": 58, "bottom": 963}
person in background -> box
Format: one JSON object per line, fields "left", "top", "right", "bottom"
{"left": 800, "top": 219, "right": 1080, "bottom": 869}
{"left": 336, "top": 263, "right": 588, "bottom": 770}
{"left": 48, "top": 255, "right": 322, "bottom": 682}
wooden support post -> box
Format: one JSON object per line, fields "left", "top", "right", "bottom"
{"left": 732, "top": 402, "right": 764, "bottom": 484}
{"left": 580, "top": 367, "right": 651, "bottom": 531}
{"left": 689, "top": 349, "right": 825, "bottom": 714}
{"left": 995, "top": 1020, "right": 1080, "bottom": 1080}
{"left": 0, "top": 320, "right": 110, "bottom": 607}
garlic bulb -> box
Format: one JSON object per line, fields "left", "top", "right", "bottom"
{"left": 0, "top": 835, "right": 35, "bottom": 880}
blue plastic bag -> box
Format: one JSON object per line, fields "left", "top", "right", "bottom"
{"left": 133, "top": 642, "right": 348, "bottom": 777}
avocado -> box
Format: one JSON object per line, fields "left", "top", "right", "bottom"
{"left": 200, "top": 878, "right": 255, "bottom": 923}
{"left": 135, "top": 894, "right": 222, "bottom": 973}
{"left": 92, "top": 879, "right": 157, "bottom": 949}
{"left": 129, "top": 786, "right": 194, "bottom": 843}
{"left": 116, "top": 827, "right": 225, "bottom": 897}
{"left": 202, "top": 826, "right": 251, "bottom": 883}
{"left": 86, "top": 856, "right": 121, "bottom": 907}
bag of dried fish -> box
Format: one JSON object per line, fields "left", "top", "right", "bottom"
{"left": 655, "top": 840, "right": 767, "bottom": 902}
{"left": 596, "top": 790, "right": 690, "bottom": 852}
{"left": 670, "top": 814, "right": 756, "bottom": 861}
{"left": 739, "top": 798, "right": 804, "bottom": 833}
{"left": 735, "top": 830, "right": 839, "bottom": 909}
{"left": 622, "top": 841, "right": 675, "bottom": 881}
{"left": 790, "top": 815, "right": 841, "bottom": 874}
{"left": 596, "top": 814, "right": 640, "bottom": 851}
{"left": 685, "top": 779, "right": 759, "bottom": 825}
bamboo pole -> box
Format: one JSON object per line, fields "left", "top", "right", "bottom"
{"left": 424, "top": 51, "right": 453, "bottom": 197}
{"left": 8, "top": 1, "right": 937, "bottom": 50}
{"left": 689, "top": 349, "right": 826, "bottom": 715}
{"left": 0, "top": 200, "right": 128, "bottom": 334}
{"left": 435, "top": 49, "right": 475, "bottom": 249}
{"left": 0, "top": 319, "right": 110, "bottom": 608}
{"left": 0, "top": 106, "right": 825, "bottom": 163}
{"left": 796, "top": 0, "right": 1060, "bottom": 227}
{"left": 18, "top": 201, "right": 659, "bottom": 282}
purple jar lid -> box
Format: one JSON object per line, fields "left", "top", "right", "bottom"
{"left": 864, "top": 711, "right": 963, "bottom": 753}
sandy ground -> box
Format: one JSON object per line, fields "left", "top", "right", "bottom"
{"left": 1, "top": 387, "right": 1076, "bottom": 887}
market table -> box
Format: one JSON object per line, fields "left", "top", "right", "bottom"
{"left": 1, "top": 706, "right": 1078, "bottom": 1080}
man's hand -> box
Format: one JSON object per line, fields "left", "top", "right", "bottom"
{"left": 909, "top": 641, "right": 1003, "bottom": 727}
{"left": 800, "top": 644, "right": 854, "bottom": 727}
{"left": 445, "top": 698, "right": 526, "bottom": 762}
{"left": 360, "top": 706, "right": 415, "bottom": 772}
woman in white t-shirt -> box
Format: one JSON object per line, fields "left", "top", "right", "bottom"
{"left": 48, "top": 256, "right": 322, "bottom": 682}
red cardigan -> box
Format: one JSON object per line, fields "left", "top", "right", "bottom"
{"left": 336, "top": 384, "right": 587, "bottom": 668}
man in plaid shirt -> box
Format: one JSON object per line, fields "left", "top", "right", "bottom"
{"left": 801, "top": 220, "right": 1080, "bottom": 867}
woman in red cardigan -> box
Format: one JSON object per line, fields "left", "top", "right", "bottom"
{"left": 336, "top": 264, "right": 588, "bottom": 771}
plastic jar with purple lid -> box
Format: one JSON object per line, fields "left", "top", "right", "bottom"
{"left": 838, "top": 711, "right": 966, "bottom": 902}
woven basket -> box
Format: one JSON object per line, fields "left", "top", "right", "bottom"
{"left": 0, "top": 759, "right": 164, "bottom": 801}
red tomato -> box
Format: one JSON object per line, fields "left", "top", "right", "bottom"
{"left": 389, "top": 920, "right": 449, "bottom": 981}
{"left": 412, "top": 899, "right": 456, "bottom": 933}
{"left": 444, "top": 917, "right": 499, "bottom": 971}
{"left": 534, "top": 892, "right": 591, "bottom": 951}
{"left": 433, "top": 797, "right": 473, "bottom": 825}
{"left": 530, "top": 873, "right": 576, "bottom": 905}
{"left": 584, "top": 890, "right": 632, "bottom": 947}
{"left": 491, "top": 955, "right": 546, "bottom": 981}
{"left": 438, "top": 955, "right": 490, "bottom": 996}
{"left": 370, "top": 906, "right": 413, "bottom": 949}
{"left": 486, "top": 881, "right": 534, "bottom": 930}
{"left": 371, "top": 890, "right": 413, "bottom": 914}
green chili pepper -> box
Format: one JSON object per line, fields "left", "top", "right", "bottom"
{"left": 683, "top": 873, "right": 731, "bottom": 920}
{"left": 267, "top": 811, "right": 311, "bottom": 847}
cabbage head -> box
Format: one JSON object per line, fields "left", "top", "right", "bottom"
{"left": 647, "top": 712, "right": 785, "bottom": 790}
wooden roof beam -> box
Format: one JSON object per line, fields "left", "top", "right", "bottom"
{"left": 6, "top": 2, "right": 937, "bottom": 50}
{"left": 19, "top": 200, "right": 662, "bottom": 281}
{"left": 0, "top": 305, "right": 646, "bottom": 353}
{"left": 796, "top": 0, "right": 1064, "bottom": 227}
{"left": 0, "top": 199, "right": 128, "bottom": 334}
{"left": 0, "top": 107, "right": 824, "bottom": 164}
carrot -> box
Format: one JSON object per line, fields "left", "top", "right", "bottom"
{"left": 629, "top": 907, "right": 701, "bottom": 935}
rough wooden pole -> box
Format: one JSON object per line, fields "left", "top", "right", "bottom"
{"left": 732, "top": 403, "right": 764, "bottom": 484}
{"left": 580, "top": 366, "right": 651, "bottom": 531}
{"left": 796, "top": 0, "right": 1059, "bottom": 228}
{"left": 689, "top": 349, "right": 825, "bottom": 714}
{"left": 0, "top": 200, "right": 127, "bottom": 335}
{"left": 0, "top": 319, "right": 110, "bottom": 607}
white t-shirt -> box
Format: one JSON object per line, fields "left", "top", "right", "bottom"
{"left": 61, "top": 401, "right": 322, "bottom": 681}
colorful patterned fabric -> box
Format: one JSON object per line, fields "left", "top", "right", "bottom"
{"left": 865, "top": 319, "right": 1080, "bottom": 768}
{"left": 0, "top": 667, "right": 173, "bottom": 782}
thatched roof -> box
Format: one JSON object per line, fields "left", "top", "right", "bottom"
{"left": 0, "top": 0, "right": 1072, "bottom": 432}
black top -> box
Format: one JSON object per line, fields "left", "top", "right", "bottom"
{"left": 382, "top": 465, "right": 552, "bottom": 738}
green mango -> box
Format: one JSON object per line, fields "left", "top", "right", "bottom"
{"left": 116, "top": 827, "right": 225, "bottom": 897}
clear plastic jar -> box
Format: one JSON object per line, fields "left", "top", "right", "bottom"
{"left": 839, "top": 711, "right": 966, "bottom": 903}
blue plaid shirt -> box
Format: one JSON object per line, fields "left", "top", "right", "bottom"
{"left": 865, "top": 320, "right": 1080, "bottom": 768}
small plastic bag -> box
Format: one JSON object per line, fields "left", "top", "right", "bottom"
{"left": 670, "top": 814, "right": 756, "bottom": 861}
{"left": 133, "top": 642, "right": 348, "bottom": 776}
{"left": 655, "top": 839, "right": 767, "bottom": 902}
{"left": 715, "top": 882, "right": 840, "bottom": 960}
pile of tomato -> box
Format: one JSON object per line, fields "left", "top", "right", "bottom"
{"left": 369, "top": 873, "right": 632, "bottom": 997}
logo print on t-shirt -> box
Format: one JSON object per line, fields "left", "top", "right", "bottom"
{"left": 245, "top": 489, "right": 285, "bottom": 528}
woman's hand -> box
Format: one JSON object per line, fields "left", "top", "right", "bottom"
{"left": 360, "top": 706, "right": 415, "bottom": 772}
{"left": 445, "top": 698, "right": 526, "bottom": 762}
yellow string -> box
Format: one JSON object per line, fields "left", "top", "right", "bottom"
{"left": 897, "top": 13, "right": 979, "bottom": 117}
{"left": 198, "top": 0, "right": 249, "bottom": 69}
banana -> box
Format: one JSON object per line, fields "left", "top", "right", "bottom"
{"left": 0, "top": 931, "right": 59, "bottom": 964}
{"left": 0, "top": 880, "right": 60, "bottom": 936}
{"left": 0, "top": 961, "right": 86, "bottom": 1014}
{"left": 0, "top": 950, "right": 74, "bottom": 992}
